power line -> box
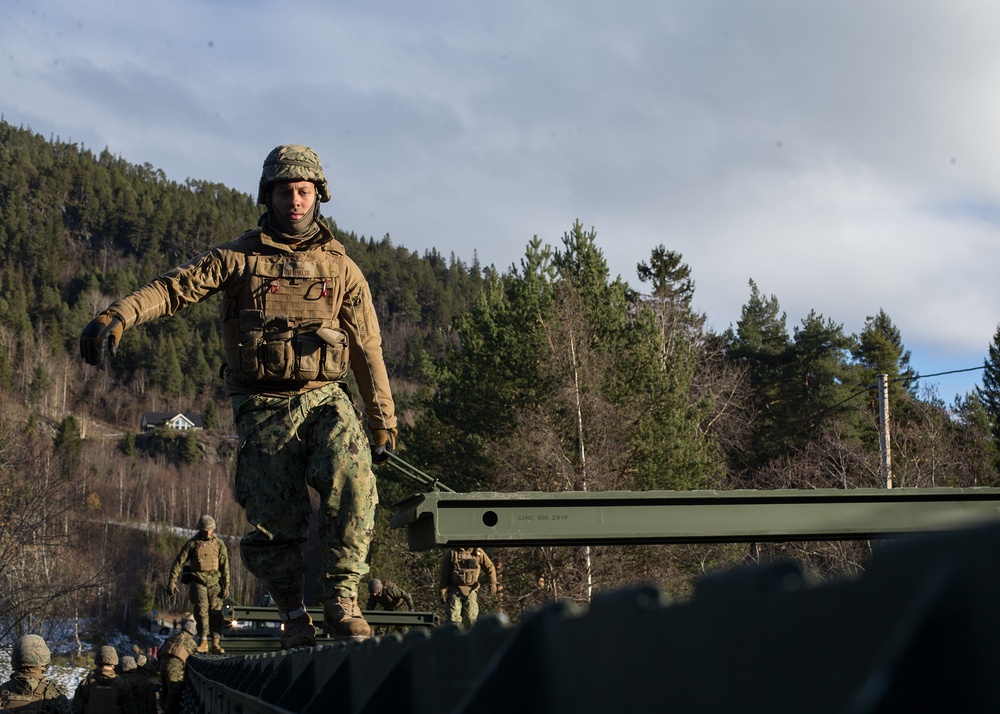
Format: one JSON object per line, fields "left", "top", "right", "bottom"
{"left": 890, "top": 365, "right": 985, "bottom": 384}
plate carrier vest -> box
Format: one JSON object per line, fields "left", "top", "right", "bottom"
{"left": 450, "top": 548, "right": 482, "bottom": 587}
{"left": 189, "top": 539, "right": 219, "bottom": 573}
{"left": 221, "top": 232, "right": 350, "bottom": 388}
{"left": 0, "top": 678, "right": 47, "bottom": 711}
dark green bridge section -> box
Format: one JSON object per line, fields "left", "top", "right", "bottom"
{"left": 390, "top": 487, "right": 1000, "bottom": 550}
{"left": 219, "top": 606, "right": 436, "bottom": 654}
{"left": 186, "top": 520, "right": 1000, "bottom": 713}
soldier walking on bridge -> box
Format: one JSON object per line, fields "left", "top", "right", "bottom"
{"left": 439, "top": 547, "right": 498, "bottom": 629}
{"left": 80, "top": 144, "right": 397, "bottom": 648}
{"left": 167, "top": 514, "right": 231, "bottom": 653}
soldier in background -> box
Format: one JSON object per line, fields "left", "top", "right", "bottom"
{"left": 71, "top": 646, "right": 130, "bottom": 714}
{"left": 115, "top": 658, "right": 154, "bottom": 714}
{"left": 438, "top": 547, "right": 499, "bottom": 629}
{"left": 365, "top": 578, "right": 414, "bottom": 612}
{"left": 80, "top": 144, "right": 397, "bottom": 648}
{"left": 159, "top": 618, "right": 198, "bottom": 714}
{"left": 365, "top": 578, "right": 414, "bottom": 636}
{"left": 167, "top": 514, "right": 230, "bottom": 653}
{"left": 0, "top": 635, "right": 70, "bottom": 713}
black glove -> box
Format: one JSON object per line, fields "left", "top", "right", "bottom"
{"left": 80, "top": 311, "right": 124, "bottom": 365}
{"left": 371, "top": 427, "right": 397, "bottom": 465}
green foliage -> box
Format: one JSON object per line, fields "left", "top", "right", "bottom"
{"left": 54, "top": 414, "right": 83, "bottom": 475}
{"left": 978, "top": 324, "right": 1000, "bottom": 451}
{"left": 28, "top": 363, "right": 51, "bottom": 406}
{"left": 119, "top": 431, "right": 138, "bottom": 457}
{"left": 182, "top": 431, "right": 200, "bottom": 465}
{"left": 203, "top": 401, "right": 217, "bottom": 430}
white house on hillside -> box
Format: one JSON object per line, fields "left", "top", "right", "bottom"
{"left": 141, "top": 412, "right": 204, "bottom": 432}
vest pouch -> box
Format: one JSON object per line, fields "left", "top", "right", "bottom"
{"left": 237, "top": 310, "right": 265, "bottom": 380}
{"left": 459, "top": 566, "right": 479, "bottom": 586}
{"left": 294, "top": 333, "right": 323, "bottom": 381}
{"left": 455, "top": 554, "right": 481, "bottom": 586}
{"left": 261, "top": 315, "right": 294, "bottom": 381}
{"left": 315, "top": 326, "right": 349, "bottom": 381}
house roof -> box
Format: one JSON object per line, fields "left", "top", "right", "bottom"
{"left": 141, "top": 411, "right": 204, "bottom": 429}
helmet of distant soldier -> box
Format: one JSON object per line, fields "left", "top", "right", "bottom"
{"left": 257, "top": 145, "right": 331, "bottom": 206}
{"left": 120, "top": 656, "right": 137, "bottom": 672}
{"left": 136, "top": 654, "right": 148, "bottom": 667}
{"left": 367, "top": 579, "right": 383, "bottom": 595}
{"left": 12, "top": 635, "right": 51, "bottom": 669}
{"left": 182, "top": 618, "right": 198, "bottom": 637}
{"left": 197, "top": 514, "right": 216, "bottom": 531}
{"left": 95, "top": 646, "right": 119, "bottom": 666}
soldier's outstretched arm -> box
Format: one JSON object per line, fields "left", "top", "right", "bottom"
{"left": 80, "top": 245, "right": 240, "bottom": 366}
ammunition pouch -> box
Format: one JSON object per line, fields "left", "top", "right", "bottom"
{"left": 451, "top": 550, "right": 482, "bottom": 587}
{"left": 180, "top": 566, "right": 192, "bottom": 585}
{"left": 224, "top": 312, "right": 349, "bottom": 385}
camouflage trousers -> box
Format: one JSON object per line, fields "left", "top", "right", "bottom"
{"left": 160, "top": 658, "right": 186, "bottom": 714}
{"left": 187, "top": 580, "right": 224, "bottom": 639}
{"left": 232, "top": 382, "right": 377, "bottom": 603}
{"left": 446, "top": 586, "right": 480, "bottom": 629}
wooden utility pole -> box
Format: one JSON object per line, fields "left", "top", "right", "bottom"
{"left": 878, "top": 374, "right": 893, "bottom": 489}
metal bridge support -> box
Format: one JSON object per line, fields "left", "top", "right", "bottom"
{"left": 184, "top": 519, "right": 1000, "bottom": 713}
{"left": 389, "top": 487, "right": 1000, "bottom": 550}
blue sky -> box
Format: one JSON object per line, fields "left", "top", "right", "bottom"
{"left": 2, "top": 0, "right": 999, "bottom": 404}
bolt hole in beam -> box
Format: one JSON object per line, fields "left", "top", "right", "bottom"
{"left": 482, "top": 511, "right": 499, "bottom": 527}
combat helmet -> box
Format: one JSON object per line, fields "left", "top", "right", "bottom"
{"left": 182, "top": 616, "right": 198, "bottom": 637}
{"left": 257, "top": 144, "right": 331, "bottom": 205}
{"left": 120, "top": 656, "right": 137, "bottom": 672}
{"left": 367, "top": 579, "right": 383, "bottom": 595}
{"left": 95, "top": 646, "right": 118, "bottom": 666}
{"left": 12, "top": 635, "right": 50, "bottom": 669}
{"left": 197, "top": 514, "right": 216, "bottom": 531}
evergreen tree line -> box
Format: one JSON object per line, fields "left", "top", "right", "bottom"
{"left": 3, "top": 120, "right": 1000, "bottom": 638}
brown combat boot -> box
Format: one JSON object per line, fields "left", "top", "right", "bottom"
{"left": 280, "top": 610, "right": 317, "bottom": 649}
{"left": 322, "top": 596, "right": 372, "bottom": 641}
{"left": 197, "top": 636, "right": 209, "bottom": 653}
{"left": 210, "top": 635, "right": 225, "bottom": 654}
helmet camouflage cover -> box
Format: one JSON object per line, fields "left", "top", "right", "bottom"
{"left": 95, "top": 645, "right": 118, "bottom": 666}
{"left": 182, "top": 616, "right": 198, "bottom": 637}
{"left": 12, "top": 635, "right": 50, "bottom": 669}
{"left": 257, "top": 144, "right": 331, "bottom": 205}
{"left": 197, "top": 514, "right": 216, "bottom": 531}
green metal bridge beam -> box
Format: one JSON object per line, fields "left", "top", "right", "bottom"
{"left": 389, "top": 487, "right": 1000, "bottom": 550}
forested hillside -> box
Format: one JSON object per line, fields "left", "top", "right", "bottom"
{"left": 2, "top": 120, "right": 999, "bottom": 641}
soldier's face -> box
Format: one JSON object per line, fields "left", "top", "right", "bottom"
{"left": 271, "top": 180, "right": 317, "bottom": 232}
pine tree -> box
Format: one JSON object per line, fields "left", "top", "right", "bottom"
{"left": 725, "top": 280, "right": 791, "bottom": 469}
{"left": 977, "top": 324, "right": 1000, "bottom": 453}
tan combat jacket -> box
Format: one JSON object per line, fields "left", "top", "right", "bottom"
{"left": 439, "top": 547, "right": 498, "bottom": 597}
{"left": 105, "top": 222, "right": 395, "bottom": 431}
